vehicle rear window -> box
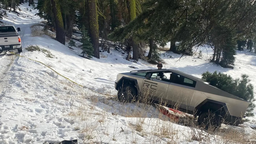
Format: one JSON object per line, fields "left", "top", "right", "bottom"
{"left": 0, "top": 26, "right": 16, "bottom": 32}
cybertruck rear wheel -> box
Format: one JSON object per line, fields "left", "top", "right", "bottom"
{"left": 198, "top": 111, "right": 222, "bottom": 130}
{"left": 118, "top": 85, "right": 137, "bottom": 103}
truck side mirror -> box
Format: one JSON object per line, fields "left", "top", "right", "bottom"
{"left": 17, "top": 27, "right": 20, "bottom": 32}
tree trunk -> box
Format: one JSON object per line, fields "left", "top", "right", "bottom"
{"left": 148, "top": 39, "right": 153, "bottom": 59}
{"left": 65, "top": 14, "right": 75, "bottom": 39}
{"left": 129, "top": 0, "right": 139, "bottom": 60}
{"left": 88, "top": 0, "right": 99, "bottom": 58}
{"left": 79, "top": 4, "right": 89, "bottom": 30}
{"left": 131, "top": 38, "right": 139, "bottom": 60}
{"left": 67, "top": 17, "right": 74, "bottom": 39}
{"left": 216, "top": 47, "right": 221, "bottom": 64}
{"left": 126, "top": 43, "right": 131, "bottom": 60}
{"left": 29, "top": 0, "right": 34, "bottom": 6}
{"left": 170, "top": 39, "right": 177, "bottom": 52}
{"left": 129, "top": 0, "right": 136, "bottom": 20}
{"left": 212, "top": 46, "right": 217, "bottom": 62}
{"left": 51, "top": 0, "right": 65, "bottom": 44}
{"left": 11, "top": 0, "right": 15, "bottom": 11}
{"left": 109, "top": 0, "right": 117, "bottom": 30}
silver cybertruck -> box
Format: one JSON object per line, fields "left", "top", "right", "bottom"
{"left": 115, "top": 69, "right": 249, "bottom": 128}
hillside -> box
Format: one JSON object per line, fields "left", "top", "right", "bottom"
{"left": 0, "top": 2, "right": 255, "bottom": 144}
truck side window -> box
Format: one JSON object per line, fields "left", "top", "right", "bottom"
{"left": 170, "top": 73, "right": 196, "bottom": 87}
{"left": 170, "top": 73, "right": 181, "bottom": 83}
{"left": 145, "top": 73, "right": 152, "bottom": 79}
{"left": 183, "top": 78, "right": 196, "bottom": 87}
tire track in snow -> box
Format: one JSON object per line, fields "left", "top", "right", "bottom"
{"left": 0, "top": 53, "right": 18, "bottom": 97}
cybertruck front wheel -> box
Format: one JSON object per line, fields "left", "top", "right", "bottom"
{"left": 118, "top": 85, "right": 137, "bottom": 103}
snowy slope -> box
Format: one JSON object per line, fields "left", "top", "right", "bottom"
{"left": 0, "top": 2, "right": 255, "bottom": 144}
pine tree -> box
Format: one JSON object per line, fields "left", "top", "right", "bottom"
{"left": 36, "top": 0, "right": 53, "bottom": 23}
{"left": 0, "top": 0, "right": 20, "bottom": 11}
{"left": 220, "top": 35, "right": 236, "bottom": 68}
{"left": 148, "top": 42, "right": 161, "bottom": 64}
{"left": 81, "top": 26, "right": 94, "bottom": 59}
{"left": 110, "top": 0, "right": 256, "bottom": 64}
{"left": 210, "top": 26, "right": 236, "bottom": 67}
{"left": 28, "top": 0, "right": 34, "bottom": 6}
{"left": 68, "top": 40, "right": 76, "bottom": 47}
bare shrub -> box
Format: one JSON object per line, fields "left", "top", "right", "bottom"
{"left": 129, "top": 118, "right": 145, "bottom": 132}
{"left": 25, "top": 45, "right": 54, "bottom": 58}
{"left": 41, "top": 48, "right": 54, "bottom": 58}
{"left": 190, "top": 128, "right": 209, "bottom": 142}
{"left": 219, "top": 127, "right": 249, "bottom": 144}
{"left": 134, "top": 123, "right": 143, "bottom": 132}
{"left": 25, "top": 45, "right": 40, "bottom": 52}
{"left": 30, "top": 24, "right": 44, "bottom": 36}
{"left": 89, "top": 95, "right": 99, "bottom": 104}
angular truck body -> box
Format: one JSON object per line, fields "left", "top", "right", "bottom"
{"left": 115, "top": 69, "right": 250, "bottom": 128}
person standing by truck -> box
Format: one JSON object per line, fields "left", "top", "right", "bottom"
{"left": 247, "top": 39, "right": 253, "bottom": 52}
{"left": 157, "top": 62, "right": 163, "bottom": 69}
{"left": 157, "top": 62, "right": 164, "bottom": 79}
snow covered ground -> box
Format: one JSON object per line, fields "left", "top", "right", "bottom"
{"left": 0, "top": 2, "right": 255, "bottom": 144}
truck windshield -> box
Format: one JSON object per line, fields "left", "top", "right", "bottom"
{"left": 132, "top": 72, "right": 146, "bottom": 77}
{"left": 0, "top": 26, "right": 16, "bottom": 32}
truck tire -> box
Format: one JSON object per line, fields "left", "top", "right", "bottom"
{"left": 18, "top": 47, "right": 22, "bottom": 53}
{"left": 198, "top": 111, "right": 222, "bottom": 130}
{"left": 118, "top": 85, "right": 137, "bottom": 103}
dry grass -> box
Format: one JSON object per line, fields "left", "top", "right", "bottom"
{"left": 152, "top": 121, "right": 177, "bottom": 140}
{"left": 80, "top": 125, "right": 96, "bottom": 138}
{"left": 129, "top": 118, "right": 145, "bottom": 133}
{"left": 218, "top": 127, "right": 252, "bottom": 144}
{"left": 41, "top": 48, "right": 54, "bottom": 58}
{"left": 68, "top": 105, "right": 88, "bottom": 121}
{"left": 123, "top": 108, "right": 148, "bottom": 117}
{"left": 125, "top": 92, "right": 254, "bottom": 143}
{"left": 63, "top": 85, "right": 254, "bottom": 143}
{"left": 89, "top": 95, "right": 99, "bottom": 104}
{"left": 67, "top": 105, "right": 100, "bottom": 143}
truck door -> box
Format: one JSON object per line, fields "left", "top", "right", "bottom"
{"left": 141, "top": 72, "right": 169, "bottom": 104}
{"left": 166, "top": 73, "right": 196, "bottom": 111}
